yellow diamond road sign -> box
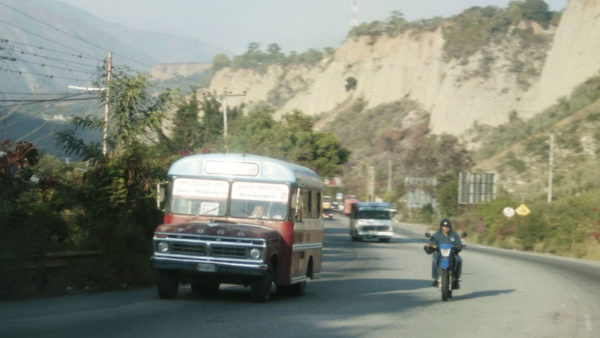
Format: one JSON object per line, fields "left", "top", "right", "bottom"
{"left": 515, "top": 203, "right": 530, "bottom": 216}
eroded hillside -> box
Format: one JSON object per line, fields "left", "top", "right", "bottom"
{"left": 207, "top": 0, "right": 600, "bottom": 141}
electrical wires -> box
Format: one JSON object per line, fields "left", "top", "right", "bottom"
{"left": 0, "top": 0, "right": 209, "bottom": 147}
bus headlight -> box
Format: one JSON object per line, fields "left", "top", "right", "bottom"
{"left": 157, "top": 241, "right": 169, "bottom": 253}
{"left": 249, "top": 248, "right": 261, "bottom": 259}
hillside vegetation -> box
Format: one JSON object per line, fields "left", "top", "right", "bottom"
{"left": 320, "top": 72, "right": 600, "bottom": 261}
{"left": 455, "top": 75, "right": 600, "bottom": 260}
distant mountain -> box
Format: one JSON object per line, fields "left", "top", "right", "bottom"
{"left": 0, "top": 0, "right": 230, "bottom": 93}
{"left": 0, "top": 0, "right": 228, "bottom": 157}
{"left": 36, "top": 0, "right": 231, "bottom": 64}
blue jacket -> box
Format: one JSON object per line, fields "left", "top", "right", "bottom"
{"left": 429, "top": 229, "right": 463, "bottom": 249}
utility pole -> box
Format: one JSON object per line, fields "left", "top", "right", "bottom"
{"left": 387, "top": 159, "right": 392, "bottom": 192}
{"left": 67, "top": 51, "right": 110, "bottom": 154}
{"left": 367, "top": 165, "right": 375, "bottom": 201}
{"left": 547, "top": 132, "right": 554, "bottom": 203}
{"left": 102, "top": 52, "right": 112, "bottom": 156}
{"left": 219, "top": 89, "right": 246, "bottom": 152}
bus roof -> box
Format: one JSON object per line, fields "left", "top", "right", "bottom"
{"left": 167, "top": 153, "right": 323, "bottom": 189}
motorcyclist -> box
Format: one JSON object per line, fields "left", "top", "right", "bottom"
{"left": 424, "top": 218, "right": 463, "bottom": 289}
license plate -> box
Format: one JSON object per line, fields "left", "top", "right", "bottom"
{"left": 196, "top": 263, "right": 216, "bottom": 272}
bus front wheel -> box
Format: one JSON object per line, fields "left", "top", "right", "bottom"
{"left": 157, "top": 269, "right": 178, "bottom": 299}
{"left": 251, "top": 265, "right": 273, "bottom": 302}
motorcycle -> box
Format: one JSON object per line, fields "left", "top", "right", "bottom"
{"left": 425, "top": 232, "right": 466, "bottom": 301}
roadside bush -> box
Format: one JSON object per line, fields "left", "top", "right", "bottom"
{"left": 456, "top": 191, "right": 600, "bottom": 260}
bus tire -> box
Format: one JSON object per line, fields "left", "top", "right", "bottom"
{"left": 251, "top": 265, "right": 273, "bottom": 303}
{"left": 157, "top": 269, "right": 178, "bottom": 299}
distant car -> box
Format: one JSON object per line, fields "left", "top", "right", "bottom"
{"left": 322, "top": 208, "right": 334, "bottom": 220}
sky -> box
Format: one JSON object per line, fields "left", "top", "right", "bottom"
{"left": 54, "top": 0, "right": 569, "bottom": 55}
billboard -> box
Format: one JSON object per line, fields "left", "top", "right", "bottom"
{"left": 458, "top": 172, "right": 496, "bottom": 204}
{"left": 405, "top": 177, "right": 437, "bottom": 209}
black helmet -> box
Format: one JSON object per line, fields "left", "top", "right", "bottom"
{"left": 440, "top": 218, "right": 452, "bottom": 228}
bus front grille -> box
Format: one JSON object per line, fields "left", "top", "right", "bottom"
{"left": 172, "top": 242, "right": 207, "bottom": 255}
{"left": 212, "top": 246, "right": 246, "bottom": 258}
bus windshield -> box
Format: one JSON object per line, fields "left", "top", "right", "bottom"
{"left": 170, "top": 178, "right": 290, "bottom": 220}
{"left": 170, "top": 178, "right": 229, "bottom": 216}
{"left": 230, "top": 181, "right": 289, "bottom": 220}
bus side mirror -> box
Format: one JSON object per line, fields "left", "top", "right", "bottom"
{"left": 156, "top": 182, "right": 167, "bottom": 211}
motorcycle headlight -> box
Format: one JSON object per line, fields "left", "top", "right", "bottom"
{"left": 249, "top": 248, "right": 261, "bottom": 259}
{"left": 157, "top": 241, "right": 169, "bottom": 253}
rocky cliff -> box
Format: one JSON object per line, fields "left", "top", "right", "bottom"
{"left": 518, "top": 0, "right": 600, "bottom": 117}
{"left": 207, "top": 0, "right": 600, "bottom": 138}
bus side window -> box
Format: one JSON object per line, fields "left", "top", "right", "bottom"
{"left": 302, "top": 189, "right": 309, "bottom": 219}
{"left": 316, "top": 191, "right": 322, "bottom": 216}
{"left": 292, "top": 188, "right": 302, "bottom": 222}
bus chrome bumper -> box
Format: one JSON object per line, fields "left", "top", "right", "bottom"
{"left": 152, "top": 254, "right": 267, "bottom": 276}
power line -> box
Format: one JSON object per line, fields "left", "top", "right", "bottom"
{"left": 0, "top": 92, "right": 97, "bottom": 111}
{"left": 0, "top": 97, "right": 97, "bottom": 102}
{"left": 0, "top": 18, "right": 98, "bottom": 59}
{"left": 0, "top": 90, "right": 100, "bottom": 133}
{"left": 0, "top": 2, "right": 109, "bottom": 55}
{"left": 16, "top": 120, "right": 48, "bottom": 142}
{"left": 0, "top": 38, "right": 104, "bottom": 62}
{"left": 0, "top": 7, "right": 205, "bottom": 87}
{"left": 0, "top": 66, "right": 94, "bottom": 82}
{"left": 2, "top": 55, "right": 97, "bottom": 75}
{"left": 1, "top": 42, "right": 100, "bottom": 69}
{"left": 0, "top": 91, "right": 93, "bottom": 96}
{"left": 0, "top": 2, "right": 151, "bottom": 71}
{"left": 0, "top": 2, "right": 206, "bottom": 97}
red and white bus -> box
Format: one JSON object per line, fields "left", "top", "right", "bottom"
{"left": 152, "top": 153, "right": 324, "bottom": 302}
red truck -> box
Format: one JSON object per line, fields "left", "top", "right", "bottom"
{"left": 343, "top": 195, "right": 361, "bottom": 216}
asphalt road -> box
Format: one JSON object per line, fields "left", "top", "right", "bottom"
{"left": 1, "top": 215, "right": 599, "bottom": 338}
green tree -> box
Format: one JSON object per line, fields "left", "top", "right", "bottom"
{"left": 438, "top": 178, "right": 460, "bottom": 216}
{"left": 196, "top": 92, "right": 243, "bottom": 152}
{"left": 311, "top": 132, "right": 350, "bottom": 177}
{"left": 0, "top": 142, "right": 78, "bottom": 298}
{"left": 345, "top": 77, "right": 357, "bottom": 91}
{"left": 211, "top": 53, "right": 231, "bottom": 72}
{"left": 385, "top": 10, "right": 407, "bottom": 36}
{"left": 55, "top": 68, "right": 174, "bottom": 290}
{"left": 108, "top": 70, "right": 172, "bottom": 153}
{"left": 296, "top": 49, "right": 324, "bottom": 65}
{"left": 170, "top": 93, "right": 203, "bottom": 153}
{"left": 227, "top": 108, "right": 349, "bottom": 177}
{"left": 197, "top": 93, "right": 223, "bottom": 148}
{"left": 230, "top": 109, "right": 280, "bottom": 156}
{"left": 57, "top": 67, "right": 173, "bottom": 161}
{"left": 267, "top": 43, "right": 282, "bottom": 55}
{"left": 519, "top": 0, "right": 552, "bottom": 27}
